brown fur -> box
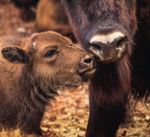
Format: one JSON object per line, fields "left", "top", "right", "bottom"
{"left": 0, "top": 31, "right": 95, "bottom": 135}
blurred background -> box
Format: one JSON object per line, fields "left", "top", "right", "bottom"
{"left": 0, "top": 0, "right": 150, "bottom": 137}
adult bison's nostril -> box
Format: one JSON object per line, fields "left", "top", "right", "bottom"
{"left": 90, "top": 42, "right": 102, "bottom": 52}
{"left": 88, "top": 42, "right": 104, "bottom": 60}
{"left": 78, "top": 54, "right": 96, "bottom": 80}
{"left": 115, "top": 36, "right": 127, "bottom": 50}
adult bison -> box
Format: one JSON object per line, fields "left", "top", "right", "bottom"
{"left": 0, "top": 31, "right": 95, "bottom": 135}
{"left": 61, "top": 0, "right": 150, "bottom": 137}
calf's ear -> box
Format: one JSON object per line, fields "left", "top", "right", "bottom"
{"left": 1, "top": 47, "right": 29, "bottom": 63}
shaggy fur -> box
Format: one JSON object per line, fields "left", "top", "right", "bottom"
{"left": 62, "top": 0, "right": 136, "bottom": 137}
{"left": 0, "top": 31, "right": 95, "bottom": 135}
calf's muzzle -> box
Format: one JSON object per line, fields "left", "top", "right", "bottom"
{"left": 78, "top": 53, "right": 96, "bottom": 80}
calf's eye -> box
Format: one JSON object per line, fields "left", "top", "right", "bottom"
{"left": 44, "top": 49, "right": 58, "bottom": 58}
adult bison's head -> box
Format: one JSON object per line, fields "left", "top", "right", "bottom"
{"left": 62, "top": 0, "right": 137, "bottom": 63}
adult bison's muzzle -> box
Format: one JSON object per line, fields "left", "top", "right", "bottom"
{"left": 88, "top": 31, "right": 128, "bottom": 63}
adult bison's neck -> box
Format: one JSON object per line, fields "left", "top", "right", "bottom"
{"left": 90, "top": 55, "right": 131, "bottom": 105}
{"left": 87, "top": 55, "right": 131, "bottom": 137}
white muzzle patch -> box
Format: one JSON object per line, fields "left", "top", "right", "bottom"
{"left": 90, "top": 32, "right": 125, "bottom": 44}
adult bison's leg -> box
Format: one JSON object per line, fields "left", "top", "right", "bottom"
{"left": 86, "top": 59, "right": 131, "bottom": 137}
{"left": 87, "top": 91, "right": 127, "bottom": 137}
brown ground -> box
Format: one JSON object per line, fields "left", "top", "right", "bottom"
{"left": 0, "top": 1, "right": 150, "bottom": 137}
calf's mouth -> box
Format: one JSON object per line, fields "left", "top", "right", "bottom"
{"left": 77, "top": 54, "right": 96, "bottom": 81}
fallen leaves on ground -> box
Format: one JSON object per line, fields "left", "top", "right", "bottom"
{"left": 0, "top": 2, "right": 149, "bottom": 137}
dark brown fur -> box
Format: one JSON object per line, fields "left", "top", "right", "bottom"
{"left": 132, "top": 0, "right": 150, "bottom": 98}
{"left": 61, "top": 0, "right": 149, "bottom": 137}
{"left": 0, "top": 31, "right": 95, "bottom": 135}
{"left": 61, "top": 1, "right": 136, "bottom": 137}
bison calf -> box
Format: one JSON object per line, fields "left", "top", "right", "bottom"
{"left": 0, "top": 31, "right": 95, "bottom": 135}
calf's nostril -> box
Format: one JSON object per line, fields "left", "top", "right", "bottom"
{"left": 83, "top": 55, "right": 94, "bottom": 66}
{"left": 78, "top": 54, "right": 96, "bottom": 80}
{"left": 84, "top": 58, "right": 93, "bottom": 64}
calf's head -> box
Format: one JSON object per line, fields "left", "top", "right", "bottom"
{"left": 1, "top": 31, "right": 95, "bottom": 93}
{"left": 62, "top": 0, "right": 137, "bottom": 63}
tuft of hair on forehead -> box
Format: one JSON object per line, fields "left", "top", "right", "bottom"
{"left": 30, "top": 31, "right": 73, "bottom": 46}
